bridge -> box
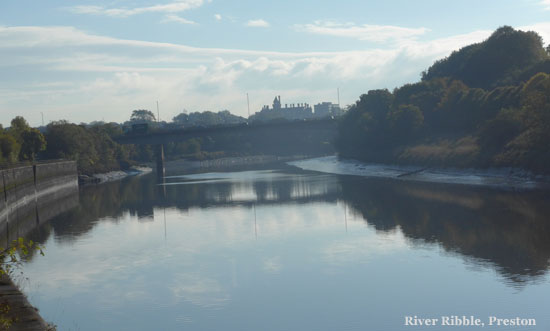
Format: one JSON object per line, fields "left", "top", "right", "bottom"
{"left": 114, "top": 118, "right": 339, "bottom": 177}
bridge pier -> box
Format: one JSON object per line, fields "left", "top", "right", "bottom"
{"left": 155, "top": 144, "right": 165, "bottom": 179}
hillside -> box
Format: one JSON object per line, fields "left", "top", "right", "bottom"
{"left": 422, "top": 26, "right": 549, "bottom": 89}
{"left": 336, "top": 26, "right": 550, "bottom": 173}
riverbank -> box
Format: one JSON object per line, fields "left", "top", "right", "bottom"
{"left": 0, "top": 275, "right": 52, "bottom": 330}
{"left": 0, "top": 161, "right": 78, "bottom": 331}
{"left": 78, "top": 166, "right": 152, "bottom": 185}
{"left": 289, "top": 156, "right": 550, "bottom": 189}
{"left": 163, "top": 154, "right": 319, "bottom": 174}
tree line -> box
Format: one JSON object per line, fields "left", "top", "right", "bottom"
{"left": 1, "top": 107, "right": 333, "bottom": 174}
{"left": 336, "top": 26, "right": 550, "bottom": 173}
{"left": 0, "top": 117, "right": 46, "bottom": 165}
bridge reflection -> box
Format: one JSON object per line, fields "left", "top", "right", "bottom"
{"left": 21, "top": 169, "right": 550, "bottom": 285}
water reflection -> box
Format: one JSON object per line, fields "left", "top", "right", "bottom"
{"left": 341, "top": 178, "right": 550, "bottom": 285}
{"left": 24, "top": 168, "right": 550, "bottom": 287}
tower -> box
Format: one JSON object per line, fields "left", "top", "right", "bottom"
{"left": 273, "top": 95, "right": 281, "bottom": 110}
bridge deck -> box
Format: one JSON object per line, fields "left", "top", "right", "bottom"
{"left": 115, "top": 118, "right": 338, "bottom": 145}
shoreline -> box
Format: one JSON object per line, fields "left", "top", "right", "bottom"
{"left": 0, "top": 275, "right": 52, "bottom": 330}
{"left": 289, "top": 156, "right": 550, "bottom": 190}
{"left": 162, "top": 154, "right": 320, "bottom": 174}
{"left": 78, "top": 166, "right": 152, "bottom": 185}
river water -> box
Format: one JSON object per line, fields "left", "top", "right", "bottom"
{"left": 18, "top": 158, "right": 550, "bottom": 330}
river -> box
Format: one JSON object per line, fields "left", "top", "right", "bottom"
{"left": 18, "top": 158, "right": 550, "bottom": 330}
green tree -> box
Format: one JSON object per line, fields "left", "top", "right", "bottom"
{"left": 44, "top": 121, "right": 99, "bottom": 173}
{"left": 130, "top": 110, "right": 156, "bottom": 123}
{"left": 8, "top": 116, "right": 30, "bottom": 144}
{"left": 0, "top": 134, "right": 19, "bottom": 164}
{"left": 20, "top": 128, "right": 47, "bottom": 161}
{"left": 388, "top": 104, "right": 424, "bottom": 136}
{"left": 422, "top": 26, "right": 547, "bottom": 89}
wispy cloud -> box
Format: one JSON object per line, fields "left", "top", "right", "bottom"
{"left": 295, "top": 21, "right": 429, "bottom": 43}
{"left": 214, "top": 14, "right": 222, "bottom": 21}
{"left": 540, "top": 0, "right": 550, "bottom": 10}
{"left": 68, "top": 0, "right": 205, "bottom": 18}
{"left": 246, "top": 19, "right": 270, "bottom": 28}
{"left": 0, "top": 25, "right": 497, "bottom": 125}
{"left": 162, "top": 14, "right": 196, "bottom": 24}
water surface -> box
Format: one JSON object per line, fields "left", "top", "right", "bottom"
{"left": 19, "top": 161, "right": 550, "bottom": 330}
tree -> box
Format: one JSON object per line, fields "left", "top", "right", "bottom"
{"left": 0, "top": 134, "right": 19, "bottom": 164}
{"left": 8, "top": 116, "right": 30, "bottom": 144}
{"left": 20, "top": 128, "right": 46, "bottom": 161}
{"left": 130, "top": 110, "right": 156, "bottom": 123}
{"left": 356, "top": 89, "right": 394, "bottom": 122}
{"left": 422, "top": 26, "right": 547, "bottom": 89}
{"left": 388, "top": 104, "right": 424, "bottom": 136}
{"left": 44, "top": 121, "right": 99, "bottom": 173}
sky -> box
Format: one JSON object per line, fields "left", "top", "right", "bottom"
{"left": 1, "top": 0, "right": 550, "bottom": 127}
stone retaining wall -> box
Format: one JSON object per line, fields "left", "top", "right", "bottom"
{"left": 0, "top": 161, "right": 78, "bottom": 236}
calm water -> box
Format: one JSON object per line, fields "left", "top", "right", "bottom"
{"left": 18, "top": 161, "right": 550, "bottom": 330}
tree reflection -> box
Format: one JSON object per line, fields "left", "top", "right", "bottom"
{"left": 340, "top": 177, "right": 550, "bottom": 284}
{"left": 17, "top": 169, "right": 550, "bottom": 285}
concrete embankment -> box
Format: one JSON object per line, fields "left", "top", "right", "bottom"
{"left": 0, "top": 160, "right": 78, "bottom": 330}
{"left": 0, "top": 161, "right": 77, "bottom": 230}
{"left": 163, "top": 155, "right": 317, "bottom": 174}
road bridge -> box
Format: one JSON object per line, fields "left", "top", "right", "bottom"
{"left": 114, "top": 118, "right": 339, "bottom": 177}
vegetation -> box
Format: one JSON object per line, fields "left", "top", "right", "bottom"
{"left": 172, "top": 110, "right": 246, "bottom": 127}
{"left": 336, "top": 26, "right": 550, "bottom": 173}
{"left": 0, "top": 117, "right": 46, "bottom": 165}
{"left": 1, "top": 105, "right": 332, "bottom": 174}
{"left": 0, "top": 238, "right": 44, "bottom": 330}
{"left": 5, "top": 26, "right": 548, "bottom": 175}
{"left": 0, "top": 238, "right": 43, "bottom": 278}
{"left": 41, "top": 121, "right": 135, "bottom": 174}
{"left": 130, "top": 109, "right": 156, "bottom": 123}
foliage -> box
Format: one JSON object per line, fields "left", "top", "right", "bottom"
{"left": 337, "top": 27, "right": 550, "bottom": 173}
{"left": 0, "top": 134, "right": 19, "bottom": 165}
{"left": 172, "top": 110, "right": 246, "bottom": 127}
{"left": 0, "top": 117, "right": 47, "bottom": 165}
{"left": 0, "top": 238, "right": 43, "bottom": 277}
{"left": 8, "top": 117, "right": 30, "bottom": 144}
{"left": 422, "top": 26, "right": 548, "bottom": 89}
{"left": 130, "top": 109, "right": 156, "bottom": 123}
{"left": 20, "top": 128, "right": 46, "bottom": 161}
{"left": 43, "top": 121, "right": 134, "bottom": 174}
{"left": 0, "top": 238, "right": 44, "bottom": 330}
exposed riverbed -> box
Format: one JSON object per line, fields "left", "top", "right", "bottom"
{"left": 290, "top": 155, "right": 550, "bottom": 189}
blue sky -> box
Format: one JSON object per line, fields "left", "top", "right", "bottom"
{"left": 1, "top": 0, "right": 550, "bottom": 126}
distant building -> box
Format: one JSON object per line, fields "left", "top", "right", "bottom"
{"left": 250, "top": 96, "right": 345, "bottom": 122}
{"left": 252, "top": 96, "right": 314, "bottom": 122}
{"left": 313, "top": 102, "right": 343, "bottom": 118}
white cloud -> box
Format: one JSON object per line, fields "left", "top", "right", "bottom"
{"left": 295, "top": 21, "right": 429, "bottom": 43}
{"left": 214, "top": 14, "right": 222, "bottom": 21}
{"left": 0, "top": 25, "right": 512, "bottom": 125}
{"left": 519, "top": 22, "right": 550, "bottom": 44}
{"left": 68, "top": 0, "right": 205, "bottom": 17}
{"left": 246, "top": 19, "right": 270, "bottom": 28}
{"left": 540, "top": 0, "right": 550, "bottom": 10}
{"left": 162, "top": 14, "right": 196, "bottom": 24}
